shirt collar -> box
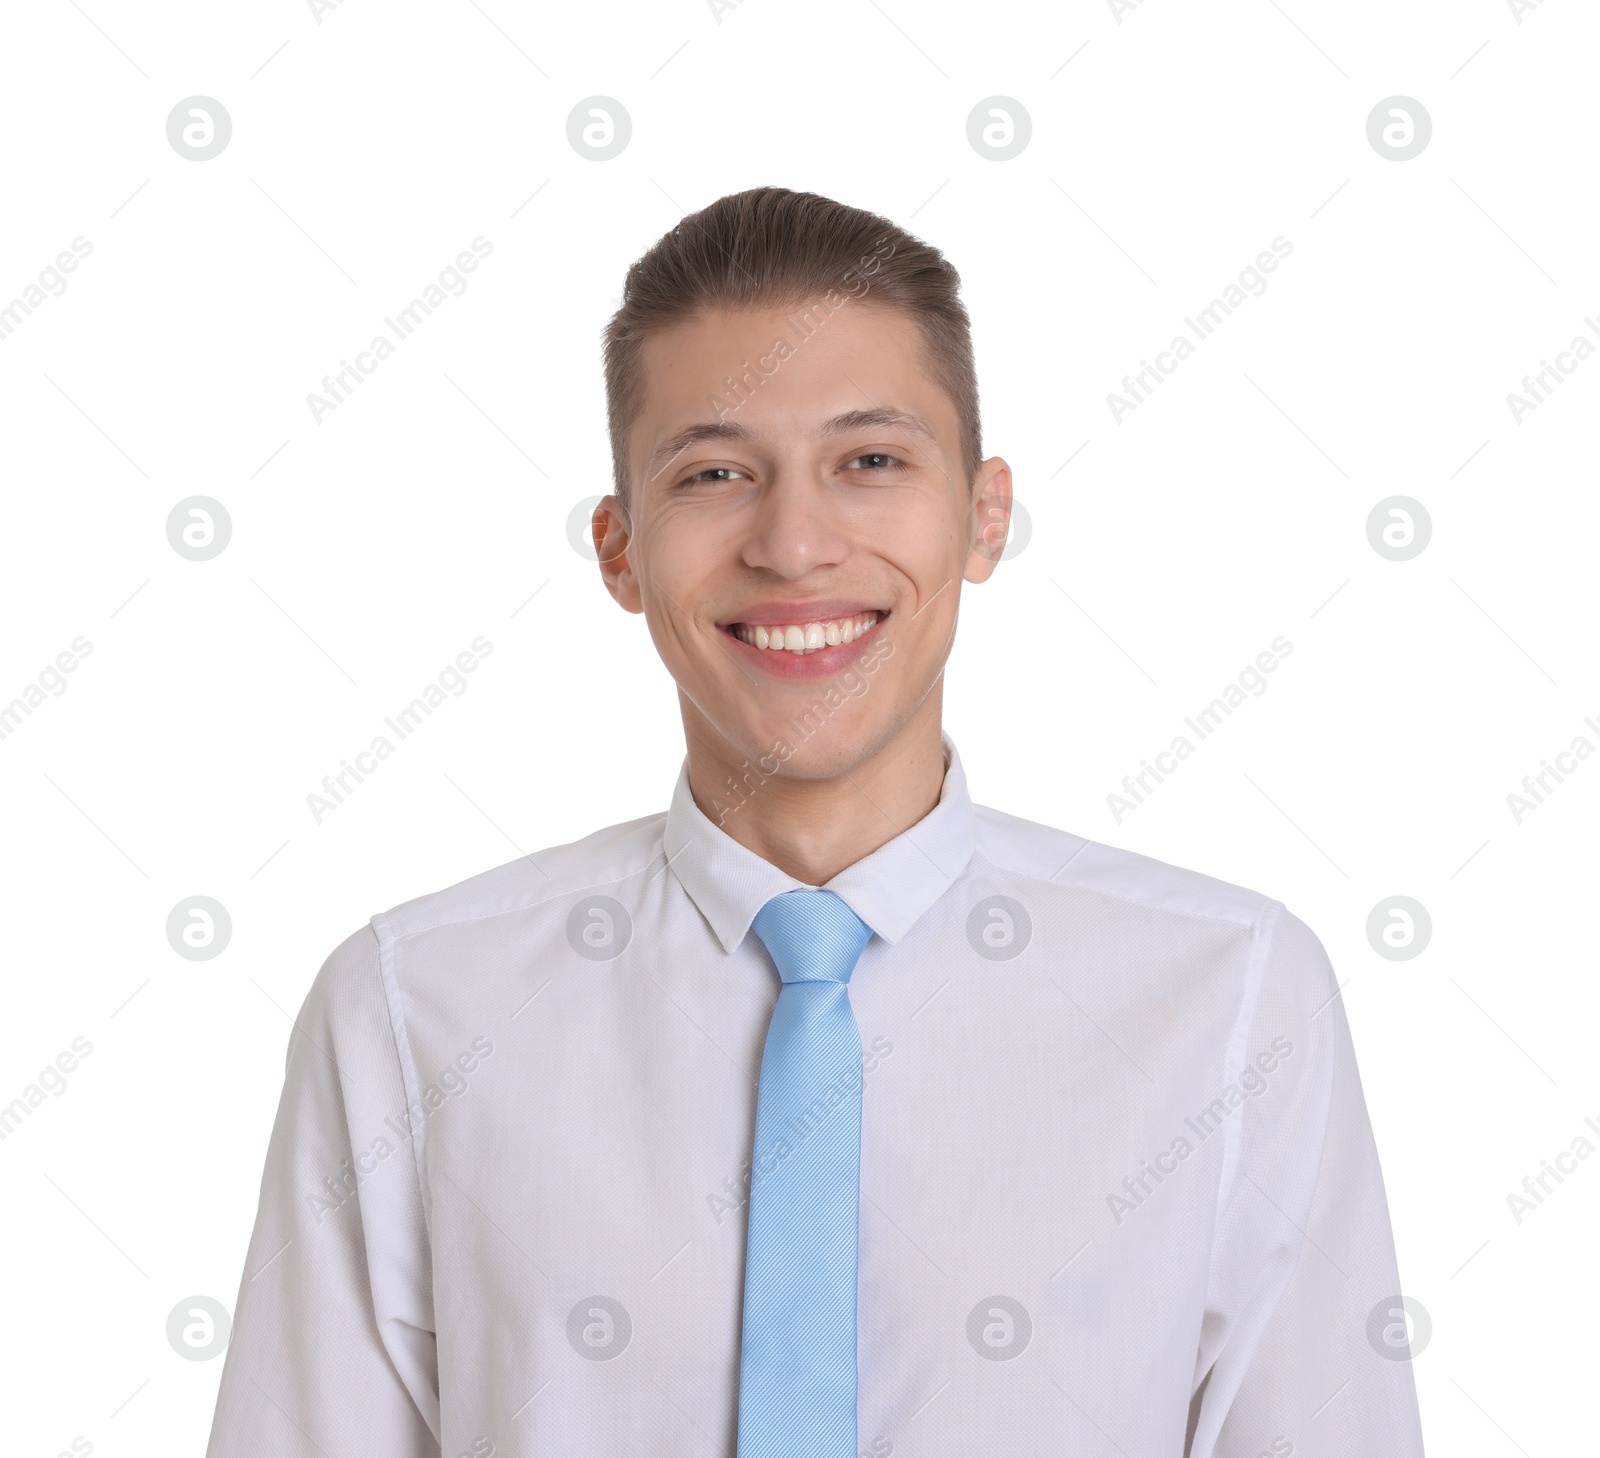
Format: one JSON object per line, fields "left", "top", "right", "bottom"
{"left": 662, "top": 730, "right": 976, "bottom": 954}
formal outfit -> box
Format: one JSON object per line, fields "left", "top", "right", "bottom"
{"left": 205, "top": 732, "right": 1425, "bottom": 1457}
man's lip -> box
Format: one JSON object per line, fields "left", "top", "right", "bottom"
{"left": 721, "top": 611, "right": 889, "bottom": 677}
{"left": 717, "top": 602, "right": 891, "bottom": 629}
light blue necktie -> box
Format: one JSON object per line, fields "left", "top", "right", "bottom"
{"left": 736, "top": 889, "right": 873, "bottom": 1458}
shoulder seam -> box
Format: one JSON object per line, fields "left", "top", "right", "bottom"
{"left": 379, "top": 832, "right": 669, "bottom": 945}
{"left": 969, "top": 836, "right": 1269, "bottom": 934}
{"left": 1209, "top": 897, "right": 1285, "bottom": 1270}
{"left": 368, "top": 911, "right": 434, "bottom": 1246}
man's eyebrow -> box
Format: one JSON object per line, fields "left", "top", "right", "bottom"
{"left": 646, "top": 407, "right": 938, "bottom": 480}
{"left": 647, "top": 420, "right": 758, "bottom": 477}
{"left": 817, "top": 406, "right": 937, "bottom": 444}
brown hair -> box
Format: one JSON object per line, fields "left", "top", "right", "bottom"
{"left": 601, "top": 186, "right": 982, "bottom": 513}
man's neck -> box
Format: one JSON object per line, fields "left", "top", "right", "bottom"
{"left": 681, "top": 693, "right": 948, "bottom": 886}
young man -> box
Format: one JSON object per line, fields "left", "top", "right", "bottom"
{"left": 206, "top": 187, "right": 1426, "bottom": 1457}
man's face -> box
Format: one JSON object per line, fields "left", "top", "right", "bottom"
{"left": 595, "top": 300, "right": 1011, "bottom": 781}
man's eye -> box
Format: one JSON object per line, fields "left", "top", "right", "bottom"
{"left": 846, "top": 452, "right": 903, "bottom": 471}
{"left": 684, "top": 466, "right": 746, "bottom": 484}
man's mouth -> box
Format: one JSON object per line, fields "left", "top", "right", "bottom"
{"left": 720, "top": 609, "right": 889, "bottom": 657}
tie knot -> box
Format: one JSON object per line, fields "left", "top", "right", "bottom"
{"left": 750, "top": 889, "right": 871, "bottom": 985}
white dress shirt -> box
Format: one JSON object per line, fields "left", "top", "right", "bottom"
{"left": 205, "top": 732, "right": 1425, "bottom": 1457}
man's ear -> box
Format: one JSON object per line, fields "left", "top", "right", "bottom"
{"left": 964, "top": 456, "right": 1014, "bottom": 585}
{"left": 593, "top": 494, "right": 644, "bottom": 613}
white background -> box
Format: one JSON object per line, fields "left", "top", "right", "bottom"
{"left": 2, "top": 0, "right": 1596, "bottom": 1452}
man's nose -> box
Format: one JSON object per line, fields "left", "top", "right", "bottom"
{"left": 738, "top": 468, "right": 855, "bottom": 578}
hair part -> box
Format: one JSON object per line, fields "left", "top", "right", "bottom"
{"left": 601, "top": 186, "right": 982, "bottom": 515}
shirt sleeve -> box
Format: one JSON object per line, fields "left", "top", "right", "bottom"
{"left": 1186, "top": 902, "right": 1426, "bottom": 1458}
{"left": 205, "top": 924, "right": 441, "bottom": 1458}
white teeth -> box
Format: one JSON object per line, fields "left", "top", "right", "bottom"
{"left": 730, "top": 613, "right": 881, "bottom": 655}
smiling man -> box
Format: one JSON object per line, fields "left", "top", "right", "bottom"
{"left": 206, "top": 187, "right": 1426, "bottom": 1458}
{"left": 592, "top": 249, "right": 1002, "bottom": 887}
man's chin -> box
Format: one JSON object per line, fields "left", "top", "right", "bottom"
{"left": 724, "top": 712, "right": 898, "bottom": 784}
{"left": 682, "top": 662, "right": 923, "bottom": 781}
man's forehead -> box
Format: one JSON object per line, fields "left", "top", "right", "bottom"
{"left": 635, "top": 307, "right": 941, "bottom": 427}
{"left": 638, "top": 301, "right": 923, "bottom": 378}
